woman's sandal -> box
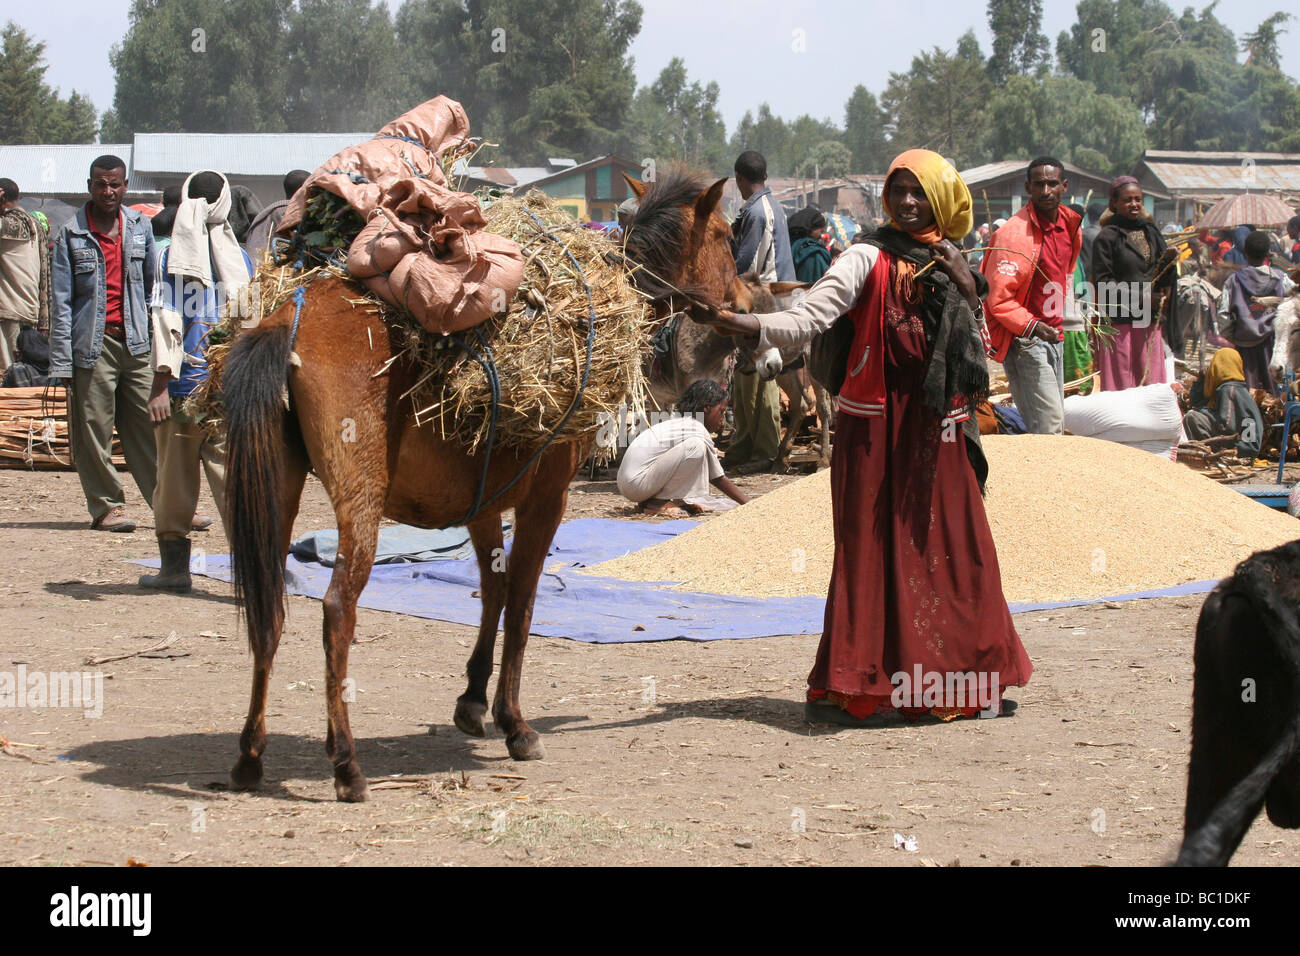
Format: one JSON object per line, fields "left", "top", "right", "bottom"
{"left": 902, "top": 698, "right": 1019, "bottom": 723}
{"left": 803, "top": 701, "right": 891, "bottom": 728}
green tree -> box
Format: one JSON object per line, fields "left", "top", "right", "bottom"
{"left": 108, "top": 0, "right": 292, "bottom": 135}
{"left": 1058, "top": 1, "right": 1300, "bottom": 152}
{"left": 1241, "top": 11, "right": 1292, "bottom": 70}
{"left": 883, "top": 42, "right": 991, "bottom": 168}
{"left": 0, "top": 22, "right": 97, "bottom": 144}
{"left": 1240, "top": 66, "right": 1300, "bottom": 151}
{"left": 798, "top": 140, "right": 852, "bottom": 179}
{"left": 1139, "top": 4, "right": 1248, "bottom": 149}
{"left": 983, "top": 74, "right": 1146, "bottom": 173}
{"left": 786, "top": 117, "right": 843, "bottom": 178}
{"left": 844, "top": 85, "right": 888, "bottom": 172}
{"left": 42, "top": 92, "right": 99, "bottom": 144}
{"left": 728, "top": 106, "right": 843, "bottom": 177}
{"left": 284, "top": 0, "right": 410, "bottom": 131}
{"left": 1055, "top": 0, "right": 1178, "bottom": 107}
{"left": 628, "top": 57, "right": 727, "bottom": 170}
{"left": 395, "top": 0, "right": 642, "bottom": 163}
{"left": 393, "top": 0, "right": 475, "bottom": 114}
{"left": 987, "top": 0, "right": 1050, "bottom": 85}
{"left": 728, "top": 104, "right": 792, "bottom": 174}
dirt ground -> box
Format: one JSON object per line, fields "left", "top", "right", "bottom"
{"left": 1, "top": 454, "right": 1298, "bottom": 869}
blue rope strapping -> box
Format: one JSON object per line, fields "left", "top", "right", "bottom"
{"left": 289, "top": 285, "right": 306, "bottom": 350}
{"left": 377, "top": 134, "right": 435, "bottom": 155}
{"left": 273, "top": 201, "right": 596, "bottom": 530}
{"left": 444, "top": 325, "right": 501, "bottom": 528}
{"left": 445, "top": 209, "right": 599, "bottom": 527}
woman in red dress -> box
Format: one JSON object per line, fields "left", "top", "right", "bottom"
{"left": 699, "top": 149, "right": 1032, "bottom": 724}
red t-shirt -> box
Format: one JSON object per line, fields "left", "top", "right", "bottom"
{"left": 1024, "top": 205, "right": 1073, "bottom": 329}
{"left": 86, "top": 205, "right": 124, "bottom": 328}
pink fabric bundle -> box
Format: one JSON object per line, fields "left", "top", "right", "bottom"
{"left": 277, "top": 96, "right": 524, "bottom": 335}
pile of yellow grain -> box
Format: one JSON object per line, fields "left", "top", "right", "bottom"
{"left": 586, "top": 435, "right": 1300, "bottom": 604}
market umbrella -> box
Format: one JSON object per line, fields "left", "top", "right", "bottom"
{"left": 128, "top": 202, "right": 163, "bottom": 218}
{"left": 825, "top": 212, "right": 859, "bottom": 245}
{"left": 1195, "top": 193, "right": 1296, "bottom": 230}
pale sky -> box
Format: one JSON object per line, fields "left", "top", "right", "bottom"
{"left": 12, "top": 0, "right": 1300, "bottom": 134}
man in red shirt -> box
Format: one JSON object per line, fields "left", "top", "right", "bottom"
{"left": 49, "top": 155, "right": 158, "bottom": 531}
{"left": 982, "top": 157, "right": 1082, "bottom": 434}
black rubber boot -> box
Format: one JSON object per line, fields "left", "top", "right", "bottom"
{"left": 138, "top": 537, "right": 193, "bottom": 593}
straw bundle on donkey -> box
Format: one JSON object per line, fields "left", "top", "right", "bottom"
{"left": 217, "top": 169, "right": 744, "bottom": 801}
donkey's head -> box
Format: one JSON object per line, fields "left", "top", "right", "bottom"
{"left": 732, "top": 273, "right": 811, "bottom": 380}
{"left": 622, "top": 169, "right": 747, "bottom": 313}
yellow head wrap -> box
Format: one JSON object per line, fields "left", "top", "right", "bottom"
{"left": 883, "top": 149, "right": 974, "bottom": 242}
{"left": 1204, "top": 347, "right": 1245, "bottom": 400}
{"left": 881, "top": 150, "right": 974, "bottom": 302}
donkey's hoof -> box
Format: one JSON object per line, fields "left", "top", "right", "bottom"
{"left": 506, "top": 731, "right": 546, "bottom": 761}
{"left": 229, "top": 756, "right": 263, "bottom": 791}
{"left": 453, "top": 698, "right": 489, "bottom": 737}
{"left": 334, "top": 765, "right": 369, "bottom": 803}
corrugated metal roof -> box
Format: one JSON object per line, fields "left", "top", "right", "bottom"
{"left": 768, "top": 176, "right": 851, "bottom": 197}
{"left": 1144, "top": 149, "right": 1300, "bottom": 162}
{"left": 509, "top": 168, "right": 550, "bottom": 186}
{"left": 475, "top": 167, "right": 517, "bottom": 186}
{"left": 126, "top": 172, "right": 163, "bottom": 193}
{"left": 961, "top": 158, "right": 1120, "bottom": 188}
{"left": 0, "top": 144, "right": 134, "bottom": 196}
{"left": 132, "top": 132, "right": 370, "bottom": 176}
{"left": 510, "top": 155, "right": 639, "bottom": 193}
{"left": 450, "top": 161, "right": 548, "bottom": 188}
{"left": 959, "top": 160, "right": 1025, "bottom": 184}
{"left": 1141, "top": 160, "right": 1300, "bottom": 193}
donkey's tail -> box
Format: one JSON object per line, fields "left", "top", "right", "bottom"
{"left": 222, "top": 323, "right": 296, "bottom": 659}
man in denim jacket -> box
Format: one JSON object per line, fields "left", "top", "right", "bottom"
{"left": 49, "top": 155, "right": 159, "bottom": 532}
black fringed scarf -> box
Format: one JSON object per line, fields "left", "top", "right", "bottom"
{"left": 856, "top": 226, "right": 992, "bottom": 488}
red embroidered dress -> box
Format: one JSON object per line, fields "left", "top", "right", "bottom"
{"left": 757, "top": 243, "right": 1033, "bottom": 720}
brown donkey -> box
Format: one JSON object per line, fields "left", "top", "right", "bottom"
{"left": 222, "top": 169, "right": 741, "bottom": 801}
{"left": 622, "top": 172, "right": 750, "bottom": 408}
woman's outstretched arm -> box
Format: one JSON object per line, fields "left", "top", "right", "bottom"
{"left": 692, "top": 243, "right": 880, "bottom": 350}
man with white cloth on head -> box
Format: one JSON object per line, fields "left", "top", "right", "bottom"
{"left": 139, "top": 171, "right": 253, "bottom": 592}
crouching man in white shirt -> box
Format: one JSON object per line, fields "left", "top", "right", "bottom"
{"left": 617, "top": 379, "right": 750, "bottom": 518}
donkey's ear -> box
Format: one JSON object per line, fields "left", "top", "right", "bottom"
{"left": 623, "top": 173, "right": 648, "bottom": 198}
{"left": 695, "top": 178, "right": 728, "bottom": 219}
{"left": 768, "top": 281, "right": 811, "bottom": 296}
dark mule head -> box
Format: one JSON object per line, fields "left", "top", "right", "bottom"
{"left": 733, "top": 272, "right": 811, "bottom": 380}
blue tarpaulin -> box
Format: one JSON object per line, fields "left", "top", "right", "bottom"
{"left": 141, "top": 518, "right": 1217, "bottom": 643}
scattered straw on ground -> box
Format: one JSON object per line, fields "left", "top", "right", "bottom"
{"left": 586, "top": 435, "right": 1300, "bottom": 604}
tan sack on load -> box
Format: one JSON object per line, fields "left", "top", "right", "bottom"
{"left": 277, "top": 95, "right": 524, "bottom": 335}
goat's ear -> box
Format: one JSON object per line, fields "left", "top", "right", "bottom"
{"left": 623, "top": 173, "right": 648, "bottom": 198}
{"left": 695, "top": 177, "right": 728, "bottom": 219}
{"left": 768, "top": 281, "right": 811, "bottom": 296}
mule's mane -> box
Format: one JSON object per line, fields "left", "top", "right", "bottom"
{"left": 624, "top": 168, "right": 715, "bottom": 302}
